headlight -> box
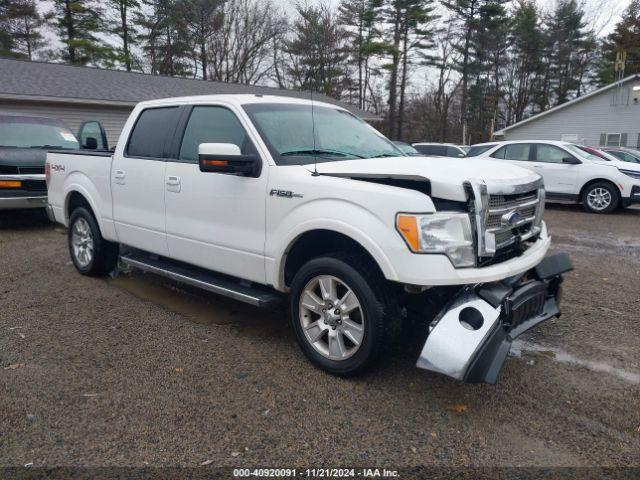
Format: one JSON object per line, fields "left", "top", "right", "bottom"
{"left": 396, "top": 212, "right": 475, "bottom": 267}
{"left": 618, "top": 168, "right": 640, "bottom": 180}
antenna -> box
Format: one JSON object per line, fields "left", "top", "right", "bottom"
{"left": 310, "top": 86, "right": 319, "bottom": 176}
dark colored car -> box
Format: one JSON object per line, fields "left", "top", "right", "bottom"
{"left": 0, "top": 115, "right": 107, "bottom": 211}
{"left": 601, "top": 147, "right": 640, "bottom": 164}
{"left": 412, "top": 142, "right": 466, "bottom": 157}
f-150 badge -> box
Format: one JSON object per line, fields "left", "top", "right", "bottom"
{"left": 270, "top": 189, "right": 303, "bottom": 198}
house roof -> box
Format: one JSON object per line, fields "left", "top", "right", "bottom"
{"left": 495, "top": 74, "right": 640, "bottom": 135}
{"left": 0, "top": 57, "right": 377, "bottom": 120}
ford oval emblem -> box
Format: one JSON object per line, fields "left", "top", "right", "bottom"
{"left": 501, "top": 210, "right": 522, "bottom": 227}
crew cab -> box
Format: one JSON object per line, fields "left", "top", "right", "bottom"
{"left": 470, "top": 140, "right": 640, "bottom": 213}
{"left": 0, "top": 115, "right": 108, "bottom": 211}
{"left": 46, "top": 95, "right": 571, "bottom": 383}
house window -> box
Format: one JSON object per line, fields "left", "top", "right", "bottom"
{"left": 605, "top": 133, "right": 622, "bottom": 147}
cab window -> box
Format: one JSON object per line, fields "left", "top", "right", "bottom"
{"left": 535, "top": 144, "right": 568, "bottom": 163}
{"left": 127, "top": 107, "right": 180, "bottom": 158}
{"left": 179, "top": 106, "right": 255, "bottom": 163}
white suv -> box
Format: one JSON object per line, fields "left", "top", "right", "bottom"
{"left": 469, "top": 140, "right": 640, "bottom": 213}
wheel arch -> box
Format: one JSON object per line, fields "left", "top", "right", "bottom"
{"left": 277, "top": 229, "right": 395, "bottom": 292}
{"left": 578, "top": 178, "right": 622, "bottom": 202}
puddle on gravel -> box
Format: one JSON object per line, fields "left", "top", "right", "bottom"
{"left": 106, "top": 271, "right": 287, "bottom": 340}
{"left": 108, "top": 272, "right": 245, "bottom": 326}
{"left": 511, "top": 339, "right": 640, "bottom": 385}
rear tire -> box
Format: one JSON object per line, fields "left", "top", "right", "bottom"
{"left": 289, "top": 253, "right": 399, "bottom": 376}
{"left": 68, "top": 207, "right": 119, "bottom": 276}
{"left": 581, "top": 182, "right": 619, "bottom": 214}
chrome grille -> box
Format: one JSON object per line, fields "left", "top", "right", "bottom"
{"left": 468, "top": 177, "right": 545, "bottom": 261}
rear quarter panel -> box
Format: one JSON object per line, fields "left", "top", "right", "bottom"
{"left": 46, "top": 152, "right": 116, "bottom": 240}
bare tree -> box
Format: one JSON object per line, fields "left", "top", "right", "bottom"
{"left": 208, "top": 0, "right": 287, "bottom": 84}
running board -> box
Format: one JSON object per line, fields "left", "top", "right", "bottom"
{"left": 119, "top": 250, "right": 282, "bottom": 308}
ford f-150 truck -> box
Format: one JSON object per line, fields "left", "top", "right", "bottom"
{"left": 46, "top": 95, "right": 572, "bottom": 383}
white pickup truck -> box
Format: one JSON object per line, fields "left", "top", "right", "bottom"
{"left": 46, "top": 95, "right": 572, "bottom": 383}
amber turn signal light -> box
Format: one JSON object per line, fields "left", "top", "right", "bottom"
{"left": 0, "top": 180, "right": 22, "bottom": 188}
{"left": 396, "top": 214, "right": 420, "bottom": 252}
{"left": 202, "top": 159, "right": 229, "bottom": 167}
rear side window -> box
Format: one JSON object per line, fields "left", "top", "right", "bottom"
{"left": 415, "top": 145, "right": 446, "bottom": 155}
{"left": 179, "top": 106, "right": 254, "bottom": 163}
{"left": 127, "top": 107, "right": 180, "bottom": 158}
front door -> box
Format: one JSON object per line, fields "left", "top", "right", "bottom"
{"left": 530, "top": 143, "right": 578, "bottom": 195}
{"left": 163, "top": 104, "right": 268, "bottom": 283}
{"left": 111, "top": 106, "right": 181, "bottom": 256}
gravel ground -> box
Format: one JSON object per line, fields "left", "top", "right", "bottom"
{"left": 1, "top": 205, "right": 639, "bottom": 469}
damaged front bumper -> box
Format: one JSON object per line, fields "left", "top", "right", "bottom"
{"left": 417, "top": 252, "right": 573, "bottom": 384}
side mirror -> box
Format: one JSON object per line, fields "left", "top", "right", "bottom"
{"left": 83, "top": 137, "right": 98, "bottom": 150}
{"left": 198, "top": 143, "right": 261, "bottom": 177}
{"left": 562, "top": 156, "right": 581, "bottom": 165}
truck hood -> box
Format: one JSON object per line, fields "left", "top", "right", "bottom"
{"left": 307, "top": 156, "right": 540, "bottom": 201}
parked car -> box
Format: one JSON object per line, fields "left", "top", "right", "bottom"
{"left": 412, "top": 142, "right": 466, "bottom": 157}
{"left": 575, "top": 145, "right": 621, "bottom": 162}
{"left": 471, "top": 140, "right": 640, "bottom": 213}
{"left": 0, "top": 115, "right": 107, "bottom": 211}
{"left": 601, "top": 147, "right": 640, "bottom": 164}
{"left": 392, "top": 141, "right": 420, "bottom": 155}
{"left": 46, "top": 95, "right": 571, "bottom": 384}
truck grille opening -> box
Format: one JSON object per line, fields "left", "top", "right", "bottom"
{"left": 468, "top": 178, "right": 544, "bottom": 266}
{"left": 486, "top": 190, "right": 539, "bottom": 251}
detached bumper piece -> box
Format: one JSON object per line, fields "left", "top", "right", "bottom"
{"left": 417, "top": 252, "right": 573, "bottom": 384}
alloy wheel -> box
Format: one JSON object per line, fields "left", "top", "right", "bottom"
{"left": 71, "top": 217, "right": 94, "bottom": 267}
{"left": 298, "top": 275, "right": 365, "bottom": 361}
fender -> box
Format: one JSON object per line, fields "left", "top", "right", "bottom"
{"left": 267, "top": 198, "right": 402, "bottom": 291}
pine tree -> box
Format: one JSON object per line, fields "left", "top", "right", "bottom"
{"left": 136, "top": 0, "right": 192, "bottom": 76}
{"left": 382, "top": 0, "right": 437, "bottom": 139}
{"left": 504, "top": 0, "right": 543, "bottom": 123}
{"left": 107, "top": 0, "right": 141, "bottom": 71}
{"left": 52, "top": 0, "right": 116, "bottom": 66}
{"left": 338, "top": 0, "right": 385, "bottom": 110}
{"left": 285, "top": 4, "right": 349, "bottom": 98}
{"left": 0, "top": 0, "right": 45, "bottom": 59}
{"left": 598, "top": 0, "right": 640, "bottom": 84}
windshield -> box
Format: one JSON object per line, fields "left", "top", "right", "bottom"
{"left": 466, "top": 144, "right": 496, "bottom": 157}
{"left": 0, "top": 116, "right": 79, "bottom": 149}
{"left": 565, "top": 144, "right": 601, "bottom": 161}
{"left": 394, "top": 142, "right": 419, "bottom": 154}
{"left": 243, "top": 103, "right": 403, "bottom": 165}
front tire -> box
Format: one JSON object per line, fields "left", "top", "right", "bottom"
{"left": 289, "top": 253, "right": 398, "bottom": 376}
{"left": 68, "top": 207, "right": 119, "bottom": 276}
{"left": 582, "top": 182, "right": 619, "bottom": 214}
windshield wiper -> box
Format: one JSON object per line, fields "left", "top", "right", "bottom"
{"left": 280, "top": 148, "right": 364, "bottom": 159}
{"left": 30, "top": 145, "right": 64, "bottom": 149}
{"left": 368, "top": 152, "right": 400, "bottom": 158}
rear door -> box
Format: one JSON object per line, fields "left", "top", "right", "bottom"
{"left": 111, "top": 106, "right": 181, "bottom": 255}
{"left": 163, "top": 104, "right": 268, "bottom": 283}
